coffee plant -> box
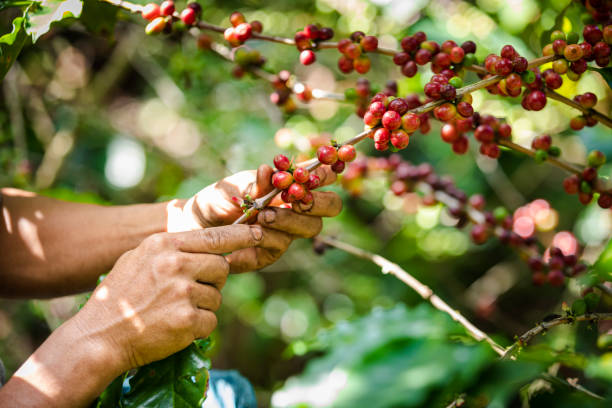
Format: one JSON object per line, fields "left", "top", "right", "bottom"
{"left": 1, "top": 0, "right": 612, "bottom": 407}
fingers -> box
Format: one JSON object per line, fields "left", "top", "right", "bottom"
{"left": 226, "top": 228, "right": 293, "bottom": 273}
{"left": 189, "top": 282, "right": 222, "bottom": 311}
{"left": 192, "top": 309, "right": 218, "bottom": 340}
{"left": 183, "top": 253, "right": 230, "bottom": 289}
{"left": 172, "top": 224, "right": 264, "bottom": 254}
{"left": 256, "top": 208, "right": 322, "bottom": 238}
{"left": 255, "top": 164, "right": 275, "bottom": 198}
{"left": 291, "top": 191, "right": 343, "bottom": 217}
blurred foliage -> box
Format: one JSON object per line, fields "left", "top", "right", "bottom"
{"left": 0, "top": 0, "right": 611, "bottom": 407}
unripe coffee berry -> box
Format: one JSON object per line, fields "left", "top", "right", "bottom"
{"left": 337, "top": 145, "right": 357, "bottom": 162}
{"left": 587, "top": 150, "right": 606, "bottom": 167}
{"left": 317, "top": 146, "right": 338, "bottom": 165}
{"left": 145, "top": 17, "right": 166, "bottom": 35}
{"left": 563, "top": 44, "right": 583, "bottom": 61}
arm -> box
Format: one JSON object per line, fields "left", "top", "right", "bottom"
{"left": 0, "top": 188, "right": 177, "bottom": 297}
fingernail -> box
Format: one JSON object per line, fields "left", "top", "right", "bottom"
{"left": 263, "top": 209, "right": 276, "bottom": 224}
{"left": 250, "top": 225, "right": 263, "bottom": 241}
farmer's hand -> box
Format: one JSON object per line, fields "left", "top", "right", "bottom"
{"left": 170, "top": 164, "right": 342, "bottom": 273}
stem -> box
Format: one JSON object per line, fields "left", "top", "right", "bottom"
{"left": 502, "top": 312, "right": 612, "bottom": 359}
{"left": 316, "top": 235, "right": 507, "bottom": 356}
{"left": 544, "top": 88, "right": 612, "bottom": 129}
{"left": 498, "top": 139, "right": 583, "bottom": 175}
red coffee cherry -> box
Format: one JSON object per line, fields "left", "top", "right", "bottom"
{"left": 382, "top": 110, "right": 402, "bottom": 130}
{"left": 440, "top": 123, "right": 459, "bottom": 143}
{"left": 317, "top": 145, "right": 338, "bottom": 165}
{"left": 547, "top": 270, "right": 565, "bottom": 286}
{"left": 390, "top": 129, "right": 410, "bottom": 149}
{"left": 300, "top": 50, "right": 316, "bottom": 65}
{"left": 272, "top": 171, "right": 294, "bottom": 190}
{"left": 563, "top": 175, "right": 580, "bottom": 194}
{"left": 142, "top": 3, "right": 161, "bottom": 20}
{"left": 374, "top": 128, "right": 390, "bottom": 143}
{"left": 160, "top": 1, "right": 175, "bottom": 16}
{"left": 474, "top": 125, "right": 495, "bottom": 143}
{"left": 331, "top": 160, "right": 346, "bottom": 173}
{"left": 181, "top": 7, "right": 197, "bottom": 25}
{"left": 361, "top": 35, "right": 378, "bottom": 52}
{"left": 306, "top": 174, "right": 321, "bottom": 190}
{"left": 337, "top": 145, "right": 357, "bottom": 162}
{"left": 471, "top": 224, "right": 489, "bottom": 244}
{"left": 531, "top": 134, "right": 552, "bottom": 150}
{"left": 293, "top": 167, "right": 310, "bottom": 184}
{"left": 583, "top": 25, "right": 603, "bottom": 45}
{"left": 287, "top": 183, "right": 306, "bottom": 201}
{"left": 230, "top": 11, "right": 246, "bottom": 27}
{"left": 273, "top": 154, "right": 291, "bottom": 171}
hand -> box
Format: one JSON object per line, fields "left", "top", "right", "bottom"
{"left": 171, "top": 164, "right": 343, "bottom": 273}
{"left": 72, "top": 224, "right": 266, "bottom": 370}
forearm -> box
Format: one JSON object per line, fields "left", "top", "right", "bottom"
{"left": 0, "top": 188, "right": 183, "bottom": 297}
{"left": 0, "top": 315, "right": 126, "bottom": 408}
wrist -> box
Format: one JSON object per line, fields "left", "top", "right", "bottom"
{"left": 167, "top": 198, "right": 207, "bottom": 231}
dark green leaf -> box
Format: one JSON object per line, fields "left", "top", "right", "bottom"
{"left": 592, "top": 238, "right": 612, "bottom": 283}
{"left": 80, "top": 0, "right": 118, "bottom": 38}
{"left": 0, "top": 14, "right": 29, "bottom": 79}
{"left": 96, "top": 373, "right": 127, "bottom": 408}
{"left": 25, "top": 0, "right": 83, "bottom": 43}
{"left": 588, "top": 67, "right": 612, "bottom": 92}
{"left": 0, "top": 1, "right": 37, "bottom": 11}
{"left": 584, "top": 293, "right": 600, "bottom": 312}
{"left": 572, "top": 299, "right": 587, "bottom": 316}
{"left": 121, "top": 340, "right": 211, "bottom": 408}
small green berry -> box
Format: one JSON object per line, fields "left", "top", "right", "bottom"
{"left": 534, "top": 149, "right": 548, "bottom": 163}
{"left": 580, "top": 180, "right": 592, "bottom": 194}
{"left": 566, "top": 32, "right": 579, "bottom": 44}
{"left": 521, "top": 70, "right": 536, "bottom": 84}
{"left": 550, "top": 30, "right": 565, "bottom": 41}
{"left": 448, "top": 76, "right": 463, "bottom": 88}
{"left": 587, "top": 150, "right": 606, "bottom": 167}
{"left": 493, "top": 206, "right": 509, "bottom": 222}
{"left": 548, "top": 146, "right": 561, "bottom": 157}
{"left": 344, "top": 88, "right": 357, "bottom": 101}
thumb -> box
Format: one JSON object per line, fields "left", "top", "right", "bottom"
{"left": 175, "top": 224, "right": 264, "bottom": 254}
{"left": 252, "top": 164, "right": 275, "bottom": 198}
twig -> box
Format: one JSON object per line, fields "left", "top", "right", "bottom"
{"left": 502, "top": 312, "right": 612, "bottom": 359}
{"left": 316, "top": 235, "right": 507, "bottom": 356}
{"left": 544, "top": 88, "right": 612, "bottom": 129}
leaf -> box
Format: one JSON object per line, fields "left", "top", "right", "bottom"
{"left": 80, "top": 0, "right": 118, "bottom": 38}
{"left": 0, "top": 1, "right": 37, "bottom": 11}
{"left": 25, "top": 0, "right": 83, "bottom": 43}
{"left": 96, "top": 373, "right": 127, "bottom": 408}
{"left": 0, "top": 14, "right": 29, "bottom": 79}
{"left": 587, "top": 67, "right": 612, "bottom": 91}
{"left": 540, "top": 2, "right": 573, "bottom": 48}
{"left": 592, "top": 238, "right": 612, "bottom": 283}
{"left": 121, "top": 339, "right": 211, "bottom": 408}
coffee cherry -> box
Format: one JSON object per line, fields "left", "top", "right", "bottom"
{"left": 280, "top": 190, "right": 292, "bottom": 203}
{"left": 361, "top": 35, "right": 378, "bottom": 52}
{"left": 353, "top": 56, "right": 371, "bottom": 74}
{"left": 563, "top": 174, "right": 580, "bottom": 194}
{"left": 142, "top": 3, "right": 161, "bottom": 20}
{"left": 337, "top": 145, "right": 357, "bottom": 162}
{"left": 480, "top": 143, "right": 500, "bottom": 159}
{"left": 512, "top": 56, "right": 528, "bottom": 73}
{"left": 317, "top": 146, "right": 338, "bottom": 165}
{"left": 531, "top": 134, "right": 552, "bottom": 150}
{"left": 374, "top": 128, "right": 390, "bottom": 143}
{"left": 344, "top": 43, "right": 361, "bottom": 60}
{"left": 388, "top": 98, "right": 409, "bottom": 116}
{"left": 181, "top": 7, "right": 197, "bottom": 25}
{"left": 249, "top": 20, "right": 263, "bottom": 34}
{"left": 187, "top": 2, "right": 201, "bottom": 14}
{"left": 272, "top": 171, "right": 294, "bottom": 189}
{"left": 368, "top": 101, "right": 386, "bottom": 118}
{"left": 598, "top": 193, "right": 612, "bottom": 209}
{"left": 552, "top": 39, "right": 567, "bottom": 55}
{"left": 525, "top": 90, "right": 547, "bottom": 111}
{"left": 390, "top": 129, "right": 409, "bottom": 149}
{"left": 548, "top": 270, "right": 565, "bottom": 286}
{"left": 570, "top": 59, "right": 588, "bottom": 74}
{"left": 306, "top": 174, "right": 320, "bottom": 190}
{"left": 287, "top": 183, "right": 306, "bottom": 201}
{"left": 440, "top": 123, "right": 459, "bottom": 143}
{"left": 393, "top": 52, "right": 410, "bottom": 65}
{"left": 587, "top": 150, "right": 606, "bottom": 167}
{"left": 495, "top": 58, "right": 513, "bottom": 75}
{"left": 471, "top": 224, "right": 489, "bottom": 244}
{"left": 440, "top": 84, "right": 457, "bottom": 101}
{"left": 338, "top": 56, "right": 354, "bottom": 73}
{"left": 451, "top": 137, "right": 469, "bottom": 154}
{"left": 160, "top": 1, "right": 175, "bottom": 16}
{"left": 382, "top": 110, "right": 402, "bottom": 130}
{"left": 578, "top": 192, "right": 593, "bottom": 205}
{"left": 273, "top": 154, "right": 292, "bottom": 171}
{"left": 299, "top": 50, "right": 316, "bottom": 65}
{"left": 400, "top": 61, "right": 417, "bottom": 77}
{"left": 579, "top": 92, "right": 598, "bottom": 108}
{"left": 331, "top": 160, "right": 346, "bottom": 173}
{"left": 550, "top": 30, "right": 565, "bottom": 41}
{"left": 433, "top": 103, "right": 456, "bottom": 122}
{"left": 234, "top": 23, "right": 252, "bottom": 42}
{"left": 534, "top": 149, "right": 548, "bottom": 163}
{"left": 293, "top": 167, "right": 310, "bottom": 184}
{"left": 475, "top": 124, "right": 494, "bottom": 143}
{"left": 415, "top": 49, "right": 432, "bottom": 65}
{"left": 594, "top": 41, "right": 611, "bottom": 59}
{"left": 570, "top": 116, "right": 586, "bottom": 130}
{"left": 461, "top": 40, "right": 476, "bottom": 54}
{"left": 544, "top": 71, "right": 562, "bottom": 89}
{"left": 456, "top": 101, "right": 473, "bottom": 118}
{"left": 584, "top": 25, "right": 603, "bottom": 45}
{"left": 450, "top": 46, "right": 465, "bottom": 63}
{"left": 532, "top": 271, "right": 546, "bottom": 286}
{"left": 374, "top": 142, "right": 389, "bottom": 151}
{"left": 145, "top": 16, "right": 166, "bottom": 35}
{"left": 230, "top": 11, "right": 246, "bottom": 27}
{"left": 563, "top": 44, "right": 583, "bottom": 61}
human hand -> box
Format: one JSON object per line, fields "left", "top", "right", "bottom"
{"left": 72, "top": 224, "right": 267, "bottom": 371}
{"left": 170, "top": 164, "right": 343, "bottom": 273}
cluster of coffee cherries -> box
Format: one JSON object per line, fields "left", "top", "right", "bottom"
{"left": 224, "top": 12, "right": 263, "bottom": 47}
{"left": 363, "top": 94, "right": 428, "bottom": 151}
{"left": 316, "top": 144, "right": 357, "bottom": 174}
{"left": 483, "top": 45, "right": 529, "bottom": 77}
{"left": 544, "top": 26, "right": 611, "bottom": 72}
{"left": 336, "top": 31, "right": 379, "bottom": 74}
{"left": 570, "top": 92, "right": 599, "bottom": 129}
{"left": 530, "top": 134, "right": 561, "bottom": 163}
{"left": 142, "top": 1, "right": 201, "bottom": 34}
{"left": 294, "top": 24, "right": 334, "bottom": 66}
{"left": 393, "top": 33, "right": 478, "bottom": 78}
{"left": 563, "top": 150, "right": 611, "bottom": 208}
{"left": 271, "top": 155, "right": 321, "bottom": 204}
{"left": 232, "top": 46, "right": 265, "bottom": 78}
{"left": 529, "top": 246, "right": 587, "bottom": 287}
{"left": 270, "top": 70, "right": 297, "bottom": 113}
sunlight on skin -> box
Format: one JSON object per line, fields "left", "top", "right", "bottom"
{"left": 119, "top": 299, "right": 145, "bottom": 333}
{"left": 94, "top": 286, "right": 109, "bottom": 301}
{"left": 2, "top": 206, "right": 12, "bottom": 234}
{"left": 17, "top": 217, "right": 45, "bottom": 260}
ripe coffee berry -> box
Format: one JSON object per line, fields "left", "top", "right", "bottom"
{"left": 382, "top": 110, "right": 402, "bottom": 130}
{"left": 474, "top": 125, "right": 494, "bottom": 143}
{"left": 145, "top": 16, "right": 166, "bottom": 35}
{"left": 361, "top": 35, "right": 378, "bottom": 51}
{"left": 456, "top": 101, "right": 473, "bottom": 118}
{"left": 300, "top": 50, "right": 316, "bottom": 65}
{"left": 160, "top": 1, "right": 175, "bottom": 16}
{"left": 401, "top": 113, "right": 420, "bottom": 132}
{"left": 470, "top": 224, "right": 489, "bottom": 244}
{"left": 287, "top": 183, "right": 306, "bottom": 201}
{"left": 337, "top": 145, "right": 357, "bottom": 162}
{"left": 181, "top": 7, "right": 197, "bottom": 25}
{"left": 274, "top": 154, "right": 291, "bottom": 171}
{"left": 440, "top": 123, "right": 459, "bottom": 143}
{"left": 531, "top": 134, "right": 552, "bottom": 150}
{"left": 293, "top": 167, "right": 310, "bottom": 184}
{"left": 331, "top": 160, "right": 346, "bottom": 173}
{"left": 390, "top": 129, "right": 409, "bottom": 149}
{"left": 272, "top": 171, "right": 294, "bottom": 190}
{"left": 317, "top": 145, "right": 338, "bottom": 165}
{"left": 142, "top": 3, "right": 161, "bottom": 20}
{"left": 230, "top": 11, "right": 246, "bottom": 26}
{"left": 306, "top": 174, "right": 321, "bottom": 190}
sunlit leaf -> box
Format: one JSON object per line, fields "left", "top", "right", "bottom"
{"left": 26, "top": 0, "right": 83, "bottom": 43}
{"left": 0, "top": 14, "right": 29, "bottom": 79}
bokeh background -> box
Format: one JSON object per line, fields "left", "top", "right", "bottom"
{"left": 1, "top": 0, "right": 611, "bottom": 406}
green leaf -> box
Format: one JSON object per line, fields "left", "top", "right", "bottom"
{"left": 572, "top": 299, "right": 587, "bottom": 316}
{"left": 592, "top": 238, "right": 612, "bottom": 283}
{"left": 540, "top": 2, "right": 573, "bottom": 48}
{"left": 0, "top": 1, "right": 37, "bottom": 11}
{"left": 80, "top": 0, "right": 118, "bottom": 38}
{"left": 0, "top": 14, "right": 29, "bottom": 79}
{"left": 587, "top": 67, "right": 612, "bottom": 91}
{"left": 96, "top": 373, "right": 127, "bottom": 408}
{"left": 121, "top": 339, "right": 211, "bottom": 408}
{"left": 25, "top": 0, "right": 83, "bottom": 43}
